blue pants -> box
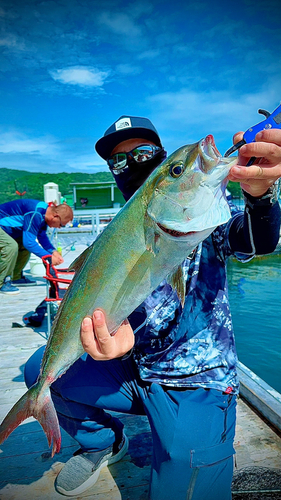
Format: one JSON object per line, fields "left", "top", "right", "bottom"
{"left": 25, "top": 346, "right": 237, "bottom": 500}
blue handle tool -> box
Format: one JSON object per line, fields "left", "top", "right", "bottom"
{"left": 224, "top": 103, "right": 281, "bottom": 165}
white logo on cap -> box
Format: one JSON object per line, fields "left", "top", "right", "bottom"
{"left": 115, "top": 117, "right": 132, "bottom": 131}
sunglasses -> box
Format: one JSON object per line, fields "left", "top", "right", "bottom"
{"left": 56, "top": 214, "right": 66, "bottom": 228}
{"left": 107, "top": 144, "right": 161, "bottom": 174}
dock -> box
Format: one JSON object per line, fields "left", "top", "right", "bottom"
{"left": 0, "top": 244, "right": 281, "bottom": 499}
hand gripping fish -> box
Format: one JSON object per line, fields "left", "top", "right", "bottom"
{"left": 0, "top": 135, "right": 237, "bottom": 455}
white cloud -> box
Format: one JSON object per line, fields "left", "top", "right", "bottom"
{"left": 0, "top": 33, "right": 26, "bottom": 50}
{"left": 97, "top": 11, "right": 142, "bottom": 37}
{"left": 67, "top": 153, "right": 107, "bottom": 172}
{"left": 137, "top": 49, "right": 161, "bottom": 60}
{"left": 145, "top": 87, "right": 281, "bottom": 156}
{"left": 50, "top": 66, "right": 110, "bottom": 87}
{"left": 148, "top": 89, "right": 279, "bottom": 134}
{"left": 0, "top": 129, "right": 106, "bottom": 174}
{"left": 116, "top": 63, "right": 142, "bottom": 75}
{"left": 0, "top": 131, "right": 58, "bottom": 154}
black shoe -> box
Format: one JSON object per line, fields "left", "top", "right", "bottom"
{"left": 12, "top": 276, "right": 36, "bottom": 287}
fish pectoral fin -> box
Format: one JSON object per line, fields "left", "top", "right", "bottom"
{"left": 144, "top": 213, "right": 160, "bottom": 256}
{"left": 68, "top": 243, "right": 94, "bottom": 272}
{"left": 167, "top": 265, "right": 186, "bottom": 307}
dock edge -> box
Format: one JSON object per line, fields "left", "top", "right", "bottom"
{"left": 238, "top": 361, "right": 281, "bottom": 434}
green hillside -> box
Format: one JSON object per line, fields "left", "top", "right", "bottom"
{"left": 0, "top": 168, "right": 113, "bottom": 205}
{"left": 227, "top": 181, "right": 242, "bottom": 199}
{"left": 0, "top": 168, "right": 243, "bottom": 206}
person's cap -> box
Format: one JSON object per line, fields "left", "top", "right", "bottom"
{"left": 95, "top": 115, "right": 162, "bottom": 160}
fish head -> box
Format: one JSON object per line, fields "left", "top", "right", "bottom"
{"left": 145, "top": 135, "right": 237, "bottom": 246}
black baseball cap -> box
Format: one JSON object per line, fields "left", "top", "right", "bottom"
{"left": 95, "top": 115, "right": 162, "bottom": 160}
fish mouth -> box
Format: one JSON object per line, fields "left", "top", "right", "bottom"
{"left": 199, "top": 134, "right": 224, "bottom": 172}
{"left": 202, "top": 134, "right": 220, "bottom": 155}
{"left": 156, "top": 222, "right": 196, "bottom": 238}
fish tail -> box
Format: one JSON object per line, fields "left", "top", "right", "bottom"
{"left": 0, "top": 383, "right": 61, "bottom": 456}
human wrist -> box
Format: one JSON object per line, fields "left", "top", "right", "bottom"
{"left": 119, "top": 348, "right": 134, "bottom": 361}
{"left": 243, "top": 180, "right": 280, "bottom": 208}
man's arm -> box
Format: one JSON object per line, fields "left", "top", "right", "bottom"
{"left": 37, "top": 231, "right": 64, "bottom": 266}
{"left": 228, "top": 197, "right": 280, "bottom": 256}
{"left": 23, "top": 214, "right": 63, "bottom": 265}
{"left": 22, "top": 217, "right": 53, "bottom": 258}
{"left": 37, "top": 230, "right": 56, "bottom": 255}
{"left": 228, "top": 129, "right": 281, "bottom": 255}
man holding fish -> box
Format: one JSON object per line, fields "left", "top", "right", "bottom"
{"left": 7, "top": 116, "right": 281, "bottom": 498}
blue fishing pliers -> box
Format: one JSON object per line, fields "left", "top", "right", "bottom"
{"left": 224, "top": 103, "right": 281, "bottom": 166}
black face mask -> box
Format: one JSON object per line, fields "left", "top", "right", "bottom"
{"left": 111, "top": 148, "right": 167, "bottom": 201}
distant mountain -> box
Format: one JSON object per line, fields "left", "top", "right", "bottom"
{"left": 0, "top": 168, "right": 113, "bottom": 205}
{"left": 0, "top": 167, "right": 243, "bottom": 205}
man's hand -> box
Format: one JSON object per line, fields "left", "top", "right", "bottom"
{"left": 51, "top": 250, "right": 64, "bottom": 266}
{"left": 228, "top": 129, "right": 281, "bottom": 197}
{"left": 80, "top": 309, "right": 135, "bottom": 361}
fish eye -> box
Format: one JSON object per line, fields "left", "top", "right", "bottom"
{"left": 169, "top": 163, "right": 184, "bottom": 178}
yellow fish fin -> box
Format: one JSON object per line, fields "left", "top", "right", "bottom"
{"left": 167, "top": 265, "right": 185, "bottom": 307}
{"left": 144, "top": 213, "right": 161, "bottom": 256}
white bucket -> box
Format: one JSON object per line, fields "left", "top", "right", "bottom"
{"left": 29, "top": 255, "right": 46, "bottom": 277}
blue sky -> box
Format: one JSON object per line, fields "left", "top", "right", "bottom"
{"left": 0, "top": 0, "right": 280, "bottom": 174}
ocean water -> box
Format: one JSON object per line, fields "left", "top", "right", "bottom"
{"left": 227, "top": 254, "right": 281, "bottom": 393}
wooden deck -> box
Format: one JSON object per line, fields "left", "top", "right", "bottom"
{"left": 0, "top": 246, "right": 281, "bottom": 499}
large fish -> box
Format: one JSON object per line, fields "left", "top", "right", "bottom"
{"left": 0, "top": 135, "right": 237, "bottom": 455}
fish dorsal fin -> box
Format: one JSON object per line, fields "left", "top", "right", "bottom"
{"left": 68, "top": 243, "right": 94, "bottom": 273}
{"left": 167, "top": 265, "right": 186, "bottom": 307}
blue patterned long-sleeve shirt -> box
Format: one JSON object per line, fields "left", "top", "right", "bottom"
{"left": 128, "top": 200, "right": 280, "bottom": 394}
